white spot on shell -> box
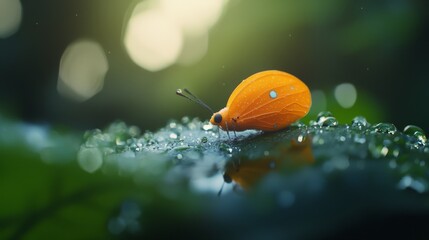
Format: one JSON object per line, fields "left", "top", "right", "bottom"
{"left": 270, "top": 90, "right": 277, "bottom": 99}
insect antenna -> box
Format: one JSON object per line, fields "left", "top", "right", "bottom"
{"left": 176, "top": 88, "right": 214, "bottom": 114}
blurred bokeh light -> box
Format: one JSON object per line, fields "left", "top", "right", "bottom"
{"left": 58, "top": 39, "right": 109, "bottom": 102}
{"left": 123, "top": 0, "right": 227, "bottom": 71}
{"left": 0, "top": 0, "right": 22, "bottom": 38}
{"left": 334, "top": 83, "right": 357, "bottom": 109}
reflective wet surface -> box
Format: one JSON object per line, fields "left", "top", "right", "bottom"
{"left": 2, "top": 113, "right": 429, "bottom": 239}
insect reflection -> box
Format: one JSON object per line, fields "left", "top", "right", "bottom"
{"left": 221, "top": 137, "right": 314, "bottom": 192}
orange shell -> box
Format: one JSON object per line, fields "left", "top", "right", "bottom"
{"left": 210, "top": 70, "right": 311, "bottom": 131}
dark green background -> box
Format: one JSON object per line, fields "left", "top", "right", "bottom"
{"left": 1, "top": 0, "right": 428, "bottom": 131}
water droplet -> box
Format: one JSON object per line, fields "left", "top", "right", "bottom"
{"left": 320, "top": 116, "right": 338, "bottom": 127}
{"left": 116, "top": 136, "right": 126, "bottom": 146}
{"left": 369, "top": 123, "right": 397, "bottom": 135}
{"left": 351, "top": 116, "right": 369, "bottom": 130}
{"left": 169, "top": 133, "right": 178, "bottom": 139}
{"left": 177, "top": 154, "right": 183, "bottom": 160}
{"left": 264, "top": 150, "right": 269, "bottom": 156}
{"left": 368, "top": 142, "right": 388, "bottom": 158}
{"left": 316, "top": 112, "right": 338, "bottom": 127}
{"left": 316, "top": 111, "right": 333, "bottom": 122}
{"left": 404, "top": 125, "right": 427, "bottom": 144}
{"left": 309, "top": 120, "right": 318, "bottom": 127}
{"left": 200, "top": 137, "right": 208, "bottom": 143}
{"left": 202, "top": 123, "right": 213, "bottom": 131}
{"left": 128, "top": 126, "right": 140, "bottom": 137}
{"left": 269, "top": 90, "right": 277, "bottom": 99}
{"left": 169, "top": 121, "right": 177, "bottom": 129}
{"left": 289, "top": 121, "right": 305, "bottom": 130}
{"left": 296, "top": 134, "right": 306, "bottom": 143}
{"left": 181, "top": 116, "right": 190, "bottom": 124}
{"left": 173, "top": 146, "right": 189, "bottom": 151}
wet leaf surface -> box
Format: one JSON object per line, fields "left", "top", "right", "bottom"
{"left": 1, "top": 113, "right": 429, "bottom": 239}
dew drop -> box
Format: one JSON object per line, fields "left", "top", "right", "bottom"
{"left": 320, "top": 116, "right": 338, "bottom": 127}
{"left": 128, "top": 126, "right": 140, "bottom": 137}
{"left": 369, "top": 123, "right": 397, "bottom": 135}
{"left": 316, "top": 111, "right": 333, "bottom": 121}
{"left": 169, "top": 121, "right": 177, "bottom": 129}
{"left": 290, "top": 121, "right": 305, "bottom": 130}
{"left": 169, "top": 133, "right": 178, "bottom": 139}
{"left": 368, "top": 142, "right": 388, "bottom": 158}
{"left": 316, "top": 112, "right": 338, "bottom": 127}
{"left": 351, "top": 116, "right": 369, "bottom": 130}
{"left": 202, "top": 123, "right": 213, "bottom": 131}
{"left": 181, "top": 116, "right": 190, "bottom": 124}
{"left": 404, "top": 125, "right": 427, "bottom": 144}
{"left": 177, "top": 153, "right": 183, "bottom": 160}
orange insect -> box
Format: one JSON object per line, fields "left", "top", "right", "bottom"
{"left": 177, "top": 70, "right": 311, "bottom": 132}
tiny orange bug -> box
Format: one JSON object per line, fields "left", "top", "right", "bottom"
{"left": 177, "top": 70, "right": 311, "bottom": 133}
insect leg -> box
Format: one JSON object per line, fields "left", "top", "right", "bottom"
{"left": 225, "top": 122, "right": 231, "bottom": 140}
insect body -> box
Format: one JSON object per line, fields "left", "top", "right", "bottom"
{"left": 177, "top": 70, "right": 311, "bottom": 132}
{"left": 210, "top": 70, "right": 311, "bottom": 131}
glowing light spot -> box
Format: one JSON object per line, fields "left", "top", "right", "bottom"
{"left": 123, "top": 0, "right": 228, "bottom": 71}
{"left": 334, "top": 83, "right": 357, "bottom": 108}
{"left": 58, "top": 40, "right": 109, "bottom": 102}
{"left": 124, "top": 4, "right": 183, "bottom": 71}
{"left": 160, "top": 0, "right": 227, "bottom": 35}
{"left": 269, "top": 90, "right": 277, "bottom": 99}
{"left": 0, "top": 0, "right": 22, "bottom": 38}
{"left": 176, "top": 32, "right": 208, "bottom": 66}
